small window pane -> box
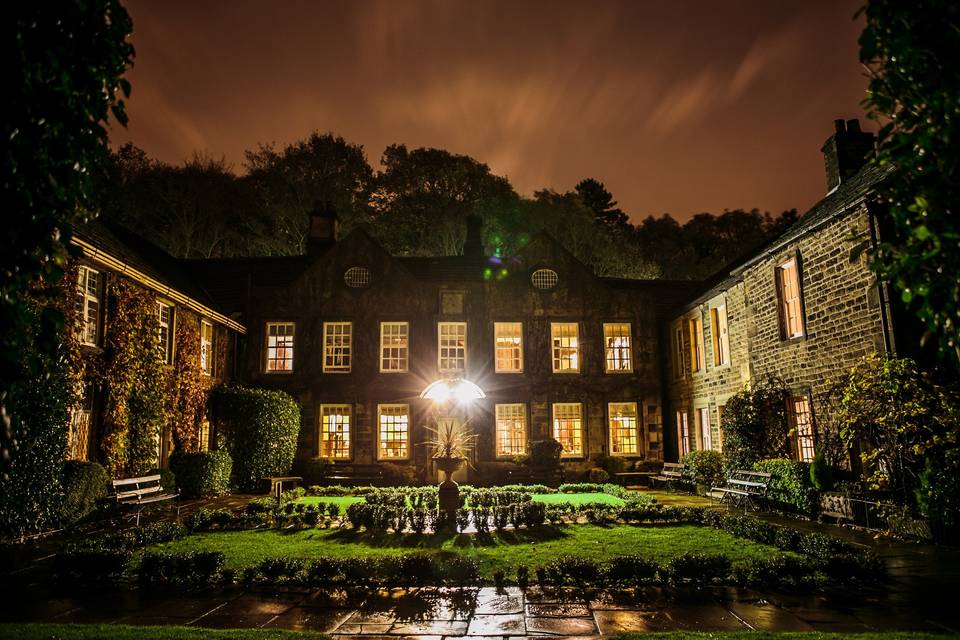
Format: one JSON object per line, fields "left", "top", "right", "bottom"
{"left": 552, "top": 403, "right": 583, "bottom": 457}
{"left": 551, "top": 323, "right": 579, "bottom": 373}
{"left": 789, "top": 396, "right": 816, "bottom": 462}
{"left": 323, "top": 322, "right": 352, "bottom": 372}
{"left": 266, "top": 322, "right": 295, "bottom": 372}
{"left": 494, "top": 322, "right": 523, "bottom": 373}
{"left": 157, "top": 302, "right": 174, "bottom": 364}
{"left": 380, "top": 322, "right": 409, "bottom": 372}
{"left": 609, "top": 402, "right": 639, "bottom": 455}
{"left": 495, "top": 403, "right": 527, "bottom": 457}
{"left": 200, "top": 320, "right": 214, "bottom": 376}
{"left": 378, "top": 404, "right": 409, "bottom": 459}
{"left": 603, "top": 323, "right": 632, "bottom": 373}
{"left": 319, "top": 404, "right": 351, "bottom": 459}
{"left": 438, "top": 322, "right": 467, "bottom": 372}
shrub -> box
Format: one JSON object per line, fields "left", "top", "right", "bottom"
{"left": 754, "top": 458, "right": 816, "bottom": 515}
{"left": 186, "top": 508, "right": 235, "bottom": 532}
{"left": 666, "top": 552, "right": 731, "bottom": 584}
{"left": 456, "top": 508, "right": 471, "bottom": 532}
{"left": 809, "top": 452, "right": 835, "bottom": 492}
{"left": 395, "top": 553, "right": 435, "bottom": 585}
{"left": 516, "top": 565, "right": 529, "bottom": 589}
{"left": 606, "top": 555, "right": 659, "bottom": 586}
{"left": 56, "top": 547, "right": 132, "bottom": 583}
{"left": 916, "top": 450, "right": 960, "bottom": 543}
{"left": 437, "top": 555, "right": 480, "bottom": 585}
{"left": 588, "top": 467, "right": 610, "bottom": 483}
{"left": 60, "top": 461, "right": 108, "bottom": 524}
{"left": 306, "top": 557, "right": 342, "bottom": 586}
{"left": 292, "top": 457, "right": 333, "bottom": 485}
{"left": 681, "top": 450, "right": 725, "bottom": 487}
{"left": 258, "top": 557, "right": 307, "bottom": 583}
{"left": 525, "top": 439, "right": 562, "bottom": 468}
{"left": 169, "top": 450, "right": 232, "bottom": 498}
{"left": 721, "top": 376, "right": 790, "bottom": 470}
{"left": 211, "top": 385, "right": 300, "bottom": 492}
{"left": 546, "top": 557, "right": 601, "bottom": 586}
{"left": 520, "top": 501, "right": 546, "bottom": 527}
{"left": 592, "top": 455, "right": 627, "bottom": 476}
{"left": 140, "top": 551, "right": 225, "bottom": 584}
{"left": 382, "top": 462, "right": 419, "bottom": 486}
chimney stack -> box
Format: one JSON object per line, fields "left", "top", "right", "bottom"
{"left": 307, "top": 200, "right": 340, "bottom": 256}
{"left": 463, "top": 215, "right": 484, "bottom": 259}
{"left": 820, "top": 118, "right": 875, "bottom": 193}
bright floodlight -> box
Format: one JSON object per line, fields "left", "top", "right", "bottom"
{"left": 421, "top": 378, "right": 485, "bottom": 405}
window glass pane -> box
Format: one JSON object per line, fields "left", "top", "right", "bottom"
{"left": 697, "top": 407, "right": 712, "bottom": 451}
{"left": 603, "top": 323, "right": 632, "bottom": 372}
{"left": 677, "top": 411, "right": 690, "bottom": 456}
{"left": 494, "top": 322, "right": 523, "bottom": 372}
{"left": 157, "top": 302, "right": 173, "bottom": 364}
{"left": 688, "top": 317, "right": 703, "bottom": 372}
{"left": 200, "top": 321, "right": 214, "bottom": 375}
{"left": 320, "top": 404, "right": 351, "bottom": 459}
{"left": 378, "top": 404, "right": 409, "bottom": 459}
{"left": 266, "top": 322, "right": 295, "bottom": 372}
{"left": 790, "top": 396, "right": 816, "bottom": 462}
{"left": 609, "top": 402, "right": 639, "bottom": 455}
{"left": 323, "top": 322, "right": 352, "bottom": 372}
{"left": 380, "top": 322, "right": 409, "bottom": 372}
{"left": 778, "top": 260, "right": 804, "bottom": 338}
{"left": 552, "top": 403, "right": 583, "bottom": 456}
{"left": 551, "top": 323, "right": 579, "bottom": 373}
{"left": 438, "top": 322, "right": 467, "bottom": 372}
{"left": 495, "top": 403, "right": 527, "bottom": 456}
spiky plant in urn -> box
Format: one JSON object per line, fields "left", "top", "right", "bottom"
{"left": 424, "top": 415, "right": 478, "bottom": 526}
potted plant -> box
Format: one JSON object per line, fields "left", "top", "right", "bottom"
{"left": 424, "top": 415, "right": 477, "bottom": 526}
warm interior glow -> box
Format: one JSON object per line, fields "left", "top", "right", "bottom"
{"left": 421, "top": 378, "right": 486, "bottom": 405}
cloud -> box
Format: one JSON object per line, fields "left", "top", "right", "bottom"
{"left": 645, "top": 71, "right": 721, "bottom": 135}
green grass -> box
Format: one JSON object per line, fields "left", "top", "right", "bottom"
{"left": 2, "top": 625, "right": 952, "bottom": 640}
{"left": 295, "top": 495, "right": 363, "bottom": 509}
{"left": 531, "top": 492, "right": 624, "bottom": 506}
{"left": 146, "top": 523, "right": 787, "bottom": 578}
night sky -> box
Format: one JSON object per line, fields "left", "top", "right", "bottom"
{"left": 112, "top": 0, "right": 870, "bottom": 222}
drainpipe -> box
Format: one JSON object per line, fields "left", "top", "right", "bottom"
{"left": 867, "top": 203, "right": 895, "bottom": 356}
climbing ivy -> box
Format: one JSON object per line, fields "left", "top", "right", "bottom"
{"left": 170, "top": 311, "right": 209, "bottom": 452}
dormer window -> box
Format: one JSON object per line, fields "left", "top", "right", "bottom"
{"left": 344, "top": 266, "right": 371, "bottom": 288}
{"left": 531, "top": 268, "right": 558, "bottom": 290}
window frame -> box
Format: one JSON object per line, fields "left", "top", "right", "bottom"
{"left": 318, "top": 403, "right": 352, "bottom": 460}
{"left": 695, "top": 405, "right": 712, "bottom": 451}
{"left": 787, "top": 393, "right": 816, "bottom": 463}
{"left": 493, "top": 322, "right": 524, "bottom": 374}
{"left": 550, "top": 322, "right": 581, "bottom": 374}
{"left": 603, "top": 322, "right": 633, "bottom": 374}
{"left": 672, "top": 323, "right": 685, "bottom": 379}
{"left": 552, "top": 402, "right": 584, "bottom": 458}
{"left": 322, "top": 321, "right": 353, "bottom": 373}
{"left": 775, "top": 255, "right": 806, "bottom": 340}
{"left": 264, "top": 321, "right": 296, "bottom": 374}
{"left": 157, "top": 300, "right": 175, "bottom": 365}
{"left": 76, "top": 266, "right": 102, "bottom": 347}
{"left": 608, "top": 401, "right": 641, "bottom": 457}
{"left": 494, "top": 403, "right": 528, "bottom": 458}
{"left": 379, "top": 321, "right": 409, "bottom": 373}
{"left": 377, "top": 403, "right": 411, "bottom": 461}
{"left": 710, "top": 303, "right": 730, "bottom": 367}
{"left": 437, "top": 321, "right": 467, "bottom": 373}
{"left": 200, "top": 319, "right": 214, "bottom": 376}
{"left": 676, "top": 410, "right": 690, "bottom": 457}
{"left": 687, "top": 314, "right": 704, "bottom": 373}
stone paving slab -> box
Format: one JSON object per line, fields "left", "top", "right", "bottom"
{"left": 466, "top": 613, "right": 526, "bottom": 635}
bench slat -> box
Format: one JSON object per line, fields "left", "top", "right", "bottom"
{"left": 728, "top": 479, "right": 766, "bottom": 488}
{"left": 112, "top": 474, "right": 162, "bottom": 487}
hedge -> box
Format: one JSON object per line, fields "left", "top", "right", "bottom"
{"left": 61, "top": 461, "right": 108, "bottom": 524}
{"left": 211, "top": 386, "right": 300, "bottom": 492}
{"left": 681, "top": 450, "right": 725, "bottom": 487}
{"left": 754, "top": 458, "right": 817, "bottom": 515}
{"left": 169, "top": 451, "right": 232, "bottom": 498}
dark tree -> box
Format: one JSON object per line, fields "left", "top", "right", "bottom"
{"left": 575, "top": 178, "right": 629, "bottom": 227}
{"left": 859, "top": 0, "right": 960, "bottom": 365}
{"left": 3, "top": 1, "right": 134, "bottom": 476}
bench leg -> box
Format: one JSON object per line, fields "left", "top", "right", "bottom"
{"left": 136, "top": 505, "right": 142, "bottom": 527}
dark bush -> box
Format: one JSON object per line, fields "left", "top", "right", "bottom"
{"left": 456, "top": 508, "right": 471, "bottom": 532}
{"left": 61, "top": 460, "right": 108, "bottom": 524}
{"left": 150, "top": 467, "right": 176, "bottom": 491}
{"left": 381, "top": 462, "right": 419, "bottom": 486}
{"left": 546, "top": 557, "right": 601, "bottom": 586}
{"left": 666, "top": 552, "right": 731, "bottom": 584}
{"left": 525, "top": 439, "right": 563, "bottom": 468}
{"left": 437, "top": 555, "right": 481, "bottom": 585}
{"left": 140, "top": 551, "right": 225, "bottom": 584}
{"left": 734, "top": 555, "right": 815, "bottom": 587}
{"left": 303, "top": 504, "right": 321, "bottom": 526}
{"left": 211, "top": 385, "right": 300, "bottom": 492}
{"left": 186, "top": 508, "right": 235, "bottom": 532}
{"left": 592, "top": 455, "right": 627, "bottom": 476}
{"left": 56, "top": 547, "right": 131, "bottom": 583}
{"left": 681, "top": 450, "right": 725, "bottom": 487}
{"left": 169, "top": 450, "right": 232, "bottom": 498}
{"left": 588, "top": 467, "right": 610, "bottom": 483}
{"left": 306, "top": 557, "right": 342, "bottom": 586}
{"left": 520, "top": 501, "right": 546, "bottom": 527}
{"left": 754, "top": 458, "right": 816, "bottom": 515}
{"left": 809, "top": 452, "right": 835, "bottom": 492}
{"left": 606, "top": 555, "right": 659, "bottom": 586}
{"left": 395, "top": 553, "right": 435, "bottom": 585}
{"left": 292, "top": 457, "right": 333, "bottom": 485}
{"left": 258, "top": 557, "right": 307, "bottom": 583}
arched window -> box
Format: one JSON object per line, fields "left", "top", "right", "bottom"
{"left": 531, "top": 268, "right": 559, "bottom": 290}
{"left": 344, "top": 266, "right": 371, "bottom": 288}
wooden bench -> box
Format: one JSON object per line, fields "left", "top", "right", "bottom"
{"left": 266, "top": 475, "right": 303, "bottom": 500}
{"left": 324, "top": 464, "right": 384, "bottom": 486}
{"left": 112, "top": 474, "right": 179, "bottom": 525}
{"left": 651, "top": 462, "right": 685, "bottom": 487}
{"left": 710, "top": 469, "right": 772, "bottom": 512}
{"left": 613, "top": 471, "right": 657, "bottom": 487}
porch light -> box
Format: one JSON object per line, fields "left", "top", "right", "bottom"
{"left": 420, "top": 378, "right": 485, "bottom": 405}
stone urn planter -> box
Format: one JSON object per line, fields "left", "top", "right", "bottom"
{"left": 435, "top": 456, "right": 466, "bottom": 527}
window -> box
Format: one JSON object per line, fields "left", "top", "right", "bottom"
{"left": 603, "top": 323, "right": 632, "bottom": 373}
{"left": 319, "top": 404, "right": 351, "bottom": 460}
{"left": 438, "top": 322, "right": 467, "bottom": 372}
{"left": 494, "top": 322, "right": 523, "bottom": 373}
{"left": 551, "top": 322, "right": 580, "bottom": 373}
{"left": 788, "top": 395, "right": 816, "bottom": 462}
{"left": 710, "top": 304, "right": 730, "bottom": 366}
{"left": 378, "top": 404, "right": 410, "bottom": 460}
{"left": 552, "top": 403, "right": 583, "bottom": 457}
{"left": 673, "top": 325, "right": 685, "bottom": 379}
{"left": 696, "top": 407, "right": 713, "bottom": 451}
{"left": 688, "top": 316, "right": 704, "bottom": 373}
{"left": 198, "top": 417, "right": 211, "bottom": 452}
{"left": 76, "top": 266, "right": 101, "bottom": 346}
{"left": 67, "top": 386, "right": 94, "bottom": 461}
{"left": 609, "top": 402, "right": 640, "bottom": 456}
{"left": 776, "top": 258, "right": 805, "bottom": 339}
{"left": 344, "top": 266, "right": 371, "bottom": 288}
{"left": 495, "top": 403, "right": 527, "bottom": 457}
{"left": 323, "top": 322, "right": 352, "bottom": 372}
{"left": 157, "top": 302, "right": 174, "bottom": 364}
{"left": 265, "top": 322, "right": 295, "bottom": 372}
{"left": 200, "top": 320, "right": 214, "bottom": 376}
{"left": 531, "top": 268, "right": 559, "bottom": 290}
{"left": 676, "top": 410, "right": 690, "bottom": 456}
{"left": 380, "top": 322, "right": 409, "bottom": 372}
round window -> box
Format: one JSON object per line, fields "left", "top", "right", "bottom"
{"left": 531, "top": 268, "right": 559, "bottom": 290}
{"left": 344, "top": 266, "right": 371, "bottom": 288}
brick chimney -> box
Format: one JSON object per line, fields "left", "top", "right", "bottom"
{"left": 307, "top": 200, "right": 339, "bottom": 256}
{"left": 463, "top": 214, "right": 484, "bottom": 259}
{"left": 820, "top": 118, "right": 875, "bottom": 193}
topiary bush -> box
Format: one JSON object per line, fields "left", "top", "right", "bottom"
{"left": 525, "top": 439, "right": 563, "bottom": 468}
{"left": 681, "top": 450, "right": 725, "bottom": 487}
{"left": 588, "top": 467, "right": 610, "bottom": 483}
{"left": 211, "top": 385, "right": 300, "bottom": 492}
{"left": 169, "top": 450, "right": 232, "bottom": 498}
{"left": 754, "top": 458, "right": 816, "bottom": 515}
{"left": 809, "top": 452, "right": 835, "bottom": 492}
{"left": 61, "top": 461, "right": 108, "bottom": 524}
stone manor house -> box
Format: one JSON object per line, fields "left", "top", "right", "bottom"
{"left": 67, "top": 118, "right": 913, "bottom": 481}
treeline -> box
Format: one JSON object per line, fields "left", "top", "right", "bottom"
{"left": 99, "top": 132, "right": 797, "bottom": 281}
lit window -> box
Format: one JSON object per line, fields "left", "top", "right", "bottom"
{"left": 696, "top": 407, "right": 713, "bottom": 451}
{"left": 319, "top": 404, "right": 351, "bottom": 460}
{"left": 494, "top": 322, "right": 523, "bottom": 373}
{"left": 551, "top": 322, "right": 580, "bottom": 373}
{"left": 198, "top": 417, "right": 211, "bottom": 452}
{"left": 378, "top": 404, "right": 409, "bottom": 460}
{"left": 76, "top": 266, "right": 101, "bottom": 346}
{"left": 200, "top": 320, "right": 214, "bottom": 376}
{"left": 265, "top": 322, "right": 295, "bottom": 372}
{"left": 157, "top": 302, "right": 174, "bottom": 364}
{"left": 788, "top": 395, "right": 816, "bottom": 462}
{"left": 609, "top": 402, "right": 640, "bottom": 455}
{"left": 438, "top": 322, "right": 467, "bottom": 372}
{"left": 323, "top": 322, "right": 352, "bottom": 372}
{"left": 552, "top": 402, "right": 583, "bottom": 457}
{"left": 776, "top": 258, "right": 805, "bottom": 339}
{"left": 495, "top": 403, "right": 527, "bottom": 457}
{"left": 711, "top": 304, "right": 730, "bottom": 366}
{"left": 344, "top": 266, "right": 371, "bottom": 288}
{"left": 603, "top": 323, "right": 632, "bottom": 373}
{"left": 67, "top": 385, "right": 94, "bottom": 461}
{"left": 677, "top": 410, "right": 690, "bottom": 457}
{"left": 673, "top": 325, "right": 685, "bottom": 379}
{"left": 380, "top": 322, "right": 409, "bottom": 372}
{"left": 688, "top": 316, "right": 704, "bottom": 373}
{"left": 531, "top": 268, "right": 558, "bottom": 290}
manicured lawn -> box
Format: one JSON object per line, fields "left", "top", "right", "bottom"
{"left": 146, "top": 523, "right": 787, "bottom": 578}
{"left": 296, "top": 496, "right": 363, "bottom": 510}
{"left": 531, "top": 492, "right": 624, "bottom": 506}
{"left": 1, "top": 625, "right": 950, "bottom": 640}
